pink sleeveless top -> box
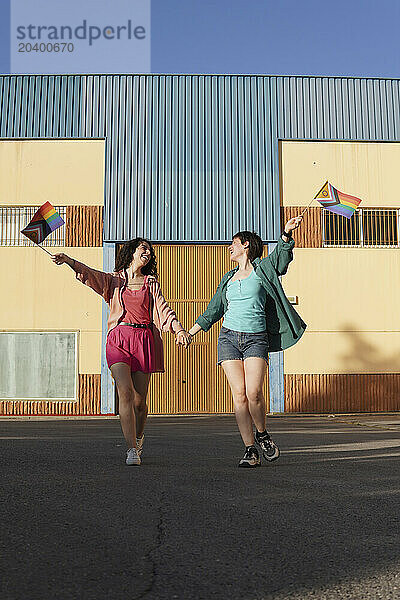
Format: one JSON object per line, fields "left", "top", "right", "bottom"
{"left": 121, "top": 277, "right": 152, "bottom": 324}
{"left": 107, "top": 276, "right": 162, "bottom": 372}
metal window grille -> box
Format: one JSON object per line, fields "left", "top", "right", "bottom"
{"left": 362, "top": 209, "right": 398, "bottom": 247}
{"left": 0, "top": 206, "right": 66, "bottom": 246}
{"left": 323, "top": 210, "right": 360, "bottom": 246}
{"left": 323, "top": 209, "right": 399, "bottom": 248}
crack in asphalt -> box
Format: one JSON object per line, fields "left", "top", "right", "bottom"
{"left": 137, "top": 490, "right": 165, "bottom": 600}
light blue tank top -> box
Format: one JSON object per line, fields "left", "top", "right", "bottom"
{"left": 222, "top": 270, "right": 267, "bottom": 333}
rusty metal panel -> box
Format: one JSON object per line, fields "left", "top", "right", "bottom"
{"left": 65, "top": 206, "right": 103, "bottom": 247}
{"left": 147, "top": 244, "right": 269, "bottom": 414}
{"left": 285, "top": 374, "right": 400, "bottom": 413}
{"left": 282, "top": 206, "right": 323, "bottom": 248}
{"left": 0, "top": 374, "right": 101, "bottom": 416}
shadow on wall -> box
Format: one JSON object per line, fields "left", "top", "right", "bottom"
{"left": 339, "top": 323, "right": 400, "bottom": 373}
{"left": 286, "top": 323, "right": 400, "bottom": 413}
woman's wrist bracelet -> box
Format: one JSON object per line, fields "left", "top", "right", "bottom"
{"left": 175, "top": 329, "right": 185, "bottom": 335}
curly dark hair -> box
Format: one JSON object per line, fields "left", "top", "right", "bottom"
{"left": 114, "top": 238, "right": 158, "bottom": 278}
{"left": 232, "top": 231, "right": 264, "bottom": 262}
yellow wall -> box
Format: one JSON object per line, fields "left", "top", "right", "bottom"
{"left": 0, "top": 140, "right": 105, "bottom": 206}
{"left": 281, "top": 141, "right": 400, "bottom": 207}
{"left": 0, "top": 247, "right": 103, "bottom": 374}
{"left": 0, "top": 140, "right": 105, "bottom": 380}
{"left": 285, "top": 249, "right": 400, "bottom": 333}
{"left": 281, "top": 141, "right": 400, "bottom": 375}
{"left": 283, "top": 249, "right": 400, "bottom": 374}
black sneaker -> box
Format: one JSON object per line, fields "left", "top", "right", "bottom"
{"left": 238, "top": 445, "right": 261, "bottom": 468}
{"left": 255, "top": 430, "right": 280, "bottom": 462}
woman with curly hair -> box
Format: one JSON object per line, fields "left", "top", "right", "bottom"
{"left": 52, "top": 239, "right": 191, "bottom": 466}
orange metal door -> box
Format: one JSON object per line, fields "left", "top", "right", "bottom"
{"left": 147, "top": 245, "right": 269, "bottom": 414}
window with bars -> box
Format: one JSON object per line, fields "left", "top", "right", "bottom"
{"left": 0, "top": 206, "right": 66, "bottom": 246}
{"left": 323, "top": 209, "right": 399, "bottom": 248}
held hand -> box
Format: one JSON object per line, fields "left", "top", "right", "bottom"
{"left": 52, "top": 253, "right": 69, "bottom": 265}
{"left": 175, "top": 330, "right": 192, "bottom": 348}
{"left": 284, "top": 216, "right": 303, "bottom": 234}
{"left": 188, "top": 324, "right": 202, "bottom": 337}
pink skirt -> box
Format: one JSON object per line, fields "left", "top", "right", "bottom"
{"left": 106, "top": 324, "right": 164, "bottom": 373}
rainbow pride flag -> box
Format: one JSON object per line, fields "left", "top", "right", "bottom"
{"left": 314, "top": 181, "right": 362, "bottom": 219}
{"left": 21, "top": 202, "right": 65, "bottom": 244}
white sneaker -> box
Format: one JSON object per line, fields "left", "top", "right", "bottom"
{"left": 136, "top": 434, "right": 144, "bottom": 457}
{"left": 126, "top": 447, "right": 141, "bottom": 466}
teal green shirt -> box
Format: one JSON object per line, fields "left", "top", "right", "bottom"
{"left": 195, "top": 237, "right": 307, "bottom": 353}
{"left": 222, "top": 270, "right": 267, "bottom": 332}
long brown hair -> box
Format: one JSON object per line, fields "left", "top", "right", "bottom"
{"left": 114, "top": 238, "right": 158, "bottom": 278}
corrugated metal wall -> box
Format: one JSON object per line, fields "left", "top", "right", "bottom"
{"left": 146, "top": 244, "right": 270, "bottom": 414}
{"left": 285, "top": 374, "right": 400, "bottom": 413}
{"left": 282, "top": 206, "right": 323, "bottom": 248}
{"left": 0, "top": 374, "right": 101, "bottom": 416}
{"left": 1, "top": 75, "right": 399, "bottom": 243}
{"left": 65, "top": 206, "right": 103, "bottom": 246}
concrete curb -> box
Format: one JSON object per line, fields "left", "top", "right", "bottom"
{"left": 0, "top": 412, "right": 399, "bottom": 422}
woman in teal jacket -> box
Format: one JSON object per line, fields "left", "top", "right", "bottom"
{"left": 188, "top": 217, "right": 306, "bottom": 467}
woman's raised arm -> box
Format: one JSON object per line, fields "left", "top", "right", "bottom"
{"left": 52, "top": 253, "right": 115, "bottom": 302}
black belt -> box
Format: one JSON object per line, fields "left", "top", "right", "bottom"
{"left": 120, "top": 322, "right": 153, "bottom": 329}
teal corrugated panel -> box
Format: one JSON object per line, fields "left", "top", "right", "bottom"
{"left": 104, "top": 75, "right": 115, "bottom": 239}
{"left": 392, "top": 80, "right": 400, "bottom": 138}
{"left": 384, "top": 80, "right": 394, "bottom": 139}
{"left": 177, "top": 76, "right": 186, "bottom": 236}
{"left": 269, "top": 76, "right": 281, "bottom": 238}
{"left": 144, "top": 76, "right": 153, "bottom": 235}
{"left": 137, "top": 76, "right": 147, "bottom": 234}
{"left": 117, "top": 74, "right": 127, "bottom": 237}
{"left": 58, "top": 76, "right": 67, "bottom": 137}
{"left": 197, "top": 75, "right": 205, "bottom": 239}
{"left": 1, "top": 78, "right": 10, "bottom": 137}
{"left": 65, "top": 76, "right": 74, "bottom": 136}
{"left": 124, "top": 75, "right": 134, "bottom": 236}
{"left": 25, "top": 76, "right": 34, "bottom": 136}
{"left": 7, "top": 77, "right": 16, "bottom": 137}
{"left": 222, "top": 76, "right": 232, "bottom": 235}
{"left": 204, "top": 76, "right": 212, "bottom": 239}
{"left": 0, "top": 78, "right": 4, "bottom": 136}
{"left": 20, "top": 77, "right": 29, "bottom": 137}
{"left": 90, "top": 75, "right": 99, "bottom": 137}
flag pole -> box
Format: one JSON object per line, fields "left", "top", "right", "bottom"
{"left": 300, "top": 181, "right": 329, "bottom": 217}
{"left": 35, "top": 243, "right": 54, "bottom": 257}
{"left": 299, "top": 198, "right": 315, "bottom": 217}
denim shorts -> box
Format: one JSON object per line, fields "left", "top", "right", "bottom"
{"left": 217, "top": 326, "right": 269, "bottom": 365}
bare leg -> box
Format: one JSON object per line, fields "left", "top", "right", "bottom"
{"left": 222, "top": 360, "right": 254, "bottom": 446}
{"left": 244, "top": 357, "right": 267, "bottom": 433}
{"left": 131, "top": 371, "right": 151, "bottom": 439}
{"left": 111, "top": 362, "right": 137, "bottom": 448}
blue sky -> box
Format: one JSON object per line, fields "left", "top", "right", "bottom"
{"left": 151, "top": 0, "right": 400, "bottom": 77}
{"left": 1, "top": 0, "right": 399, "bottom": 76}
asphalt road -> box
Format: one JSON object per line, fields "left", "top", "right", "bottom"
{"left": 1, "top": 415, "right": 400, "bottom": 600}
